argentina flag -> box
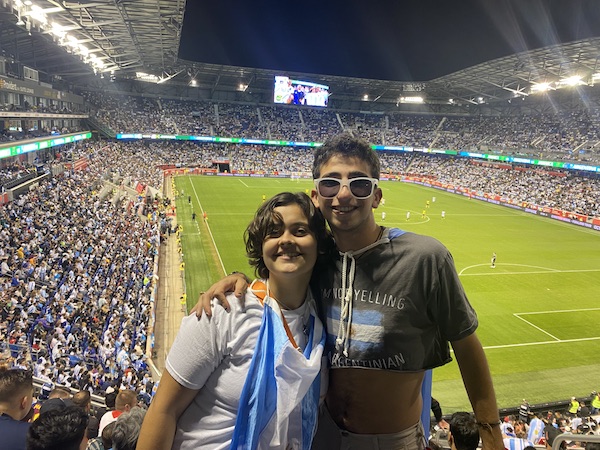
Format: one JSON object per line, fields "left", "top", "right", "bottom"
{"left": 231, "top": 287, "right": 326, "bottom": 450}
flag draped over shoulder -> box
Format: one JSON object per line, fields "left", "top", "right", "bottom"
{"left": 231, "top": 281, "right": 326, "bottom": 450}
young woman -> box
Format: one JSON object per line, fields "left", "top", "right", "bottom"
{"left": 137, "top": 192, "right": 334, "bottom": 450}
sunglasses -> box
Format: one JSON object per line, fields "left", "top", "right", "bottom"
{"left": 314, "top": 177, "right": 378, "bottom": 199}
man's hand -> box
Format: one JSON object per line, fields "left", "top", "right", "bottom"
{"left": 438, "top": 419, "right": 449, "bottom": 430}
{"left": 190, "top": 273, "right": 250, "bottom": 318}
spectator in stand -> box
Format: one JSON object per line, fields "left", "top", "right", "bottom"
{"left": 26, "top": 405, "right": 89, "bottom": 450}
{"left": 545, "top": 423, "right": 566, "bottom": 450}
{"left": 431, "top": 397, "right": 450, "bottom": 430}
{"left": 98, "top": 389, "right": 136, "bottom": 435}
{"left": 527, "top": 413, "right": 545, "bottom": 444}
{"left": 504, "top": 420, "right": 534, "bottom": 450}
{"left": 87, "top": 421, "right": 115, "bottom": 450}
{"left": 448, "top": 412, "right": 480, "bottom": 450}
{"left": 0, "top": 366, "right": 34, "bottom": 450}
{"left": 579, "top": 401, "right": 590, "bottom": 418}
{"left": 138, "top": 192, "right": 332, "bottom": 449}
{"left": 110, "top": 406, "right": 145, "bottom": 450}
{"left": 72, "top": 390, "right": 99, "bottom": 440}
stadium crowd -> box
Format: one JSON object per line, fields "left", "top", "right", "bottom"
{"left": 1, "top": 142, "right": 162, "bottom": 412}
{"left": 80, "top": 92, "right": 600, "bottom": 164}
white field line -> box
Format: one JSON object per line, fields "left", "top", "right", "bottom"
{"left": 475, "top": 307, "right": 600, "bottom": 350}
{"left": 459, "top": 263, "right": 600, "bottom": 276}
{"left": 190, "top": 177, "right": 227, "bottom": 275}
{"left": 479, "top": 336, "right": 600, "bottom": 350}
{"left": 512, "top": 314, "right": 560, "bottom": 341}
{"left": 238, "top": 179, "right": 249, "bottom": 187}
{"left": 517, "top": 307, "right": 600, "bottom": 315}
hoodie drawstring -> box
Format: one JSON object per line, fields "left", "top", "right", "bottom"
{"left": 335, "top": 227, "right": 388, "bottom": 359}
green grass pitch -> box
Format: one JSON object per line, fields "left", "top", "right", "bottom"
{"left": 174, "top": 175, "right": 600, "bottom": 413}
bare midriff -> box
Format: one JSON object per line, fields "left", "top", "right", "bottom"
{"left": 326, "top": 368, "right": 425, "bottom": 434}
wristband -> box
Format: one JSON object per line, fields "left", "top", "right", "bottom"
{"left": 476, "top": 421, "right": 501, "bottom": 431}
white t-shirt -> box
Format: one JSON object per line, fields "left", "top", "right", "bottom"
{"left": 98, "top": 409, "right": 122, "bottom": 435}
{"left": 167, "top": 288, "right": 322, "bottom": 449}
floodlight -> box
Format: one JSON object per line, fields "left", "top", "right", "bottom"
{"left": 363, "top": 94, "right": 369, "bottom": 101}
{"left": 400, "top": 96, "right": 424, "bottom": 104}
{"left": 531, "top": 82, "right": 552, "bottom": 93}
{"left": 559, "top": 75, "right": 585, "bottom": 86}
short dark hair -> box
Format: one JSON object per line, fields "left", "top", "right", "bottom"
{"left": 245, "top": 192, "right": 334, "bottom": 279}
{"left": 312, "top": 133, "right": 380, "bottom": 179}
{"left": 0, "top": 367, "right": 32, "bottom": 403}
{"left": 105, "top": 391, "right": 117, "bottom": 409}
{"left": 449, "top": 412, "right": 480, "bottom": 450}
{"left": 27, "top": 405, "right": 89, "bottom": 450}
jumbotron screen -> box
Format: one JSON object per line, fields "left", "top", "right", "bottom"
{"left": 273, "top": 76, "right": 329, "bottom": 107}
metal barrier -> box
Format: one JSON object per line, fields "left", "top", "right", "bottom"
{"left": 553, "top": 433, "right": 600, "bottom": 450}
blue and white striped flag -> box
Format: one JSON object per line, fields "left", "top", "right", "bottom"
{"left": 231, "top": 288, "right": 325, "bottom": 450}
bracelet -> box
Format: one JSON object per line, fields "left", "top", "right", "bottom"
{"left": 476, "top": 421, "right": 501, "bottom": 431}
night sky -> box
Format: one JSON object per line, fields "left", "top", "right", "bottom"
{"left": 178, "top": 0, "right": 600, "bottom": 81}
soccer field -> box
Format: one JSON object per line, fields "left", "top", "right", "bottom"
{"left": 174, "top": 175, "right": 600, "bottom": 412}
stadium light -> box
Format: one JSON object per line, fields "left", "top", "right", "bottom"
{"left": 190, "top": 79, "right": 197, "bottom": 86}
{"left": 136, "top": 72, "right": 161, "bottom": 83}
{"left": 558, "top": 75, "right": 585, "bottom": 87}
{"left": 400, "top": 96, "right": 424, "bottom": 104}
{"left": 531, "top": 82, "right": 553, "bottom": 93}
{"left": 363, "top": 94, "right": 369, "bottom": 101}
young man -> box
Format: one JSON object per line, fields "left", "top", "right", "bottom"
{"left": 0, "top": 367, "right": 34, "bottom": 450}
{"left": 448, "top": 412, "right": 480, "bottom": 450}
{"left": 27, "top": 405, "right": 89, "bottom": 450}
{"left": 197, "top": 133, "right": 504, "bottom": 450}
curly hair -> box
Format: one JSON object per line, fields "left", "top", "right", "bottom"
{"left": 27, "top": 406, "right": 89, "bottom": 450}
{"left": 245, "top": 192, "right": 334, "bottom": 279}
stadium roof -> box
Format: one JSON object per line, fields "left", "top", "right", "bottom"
{"left": 0, "top": 0, "right": 185, "bottom": 76}
{"left": 2, "top": 0, "right": 600, "bottom": 111}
